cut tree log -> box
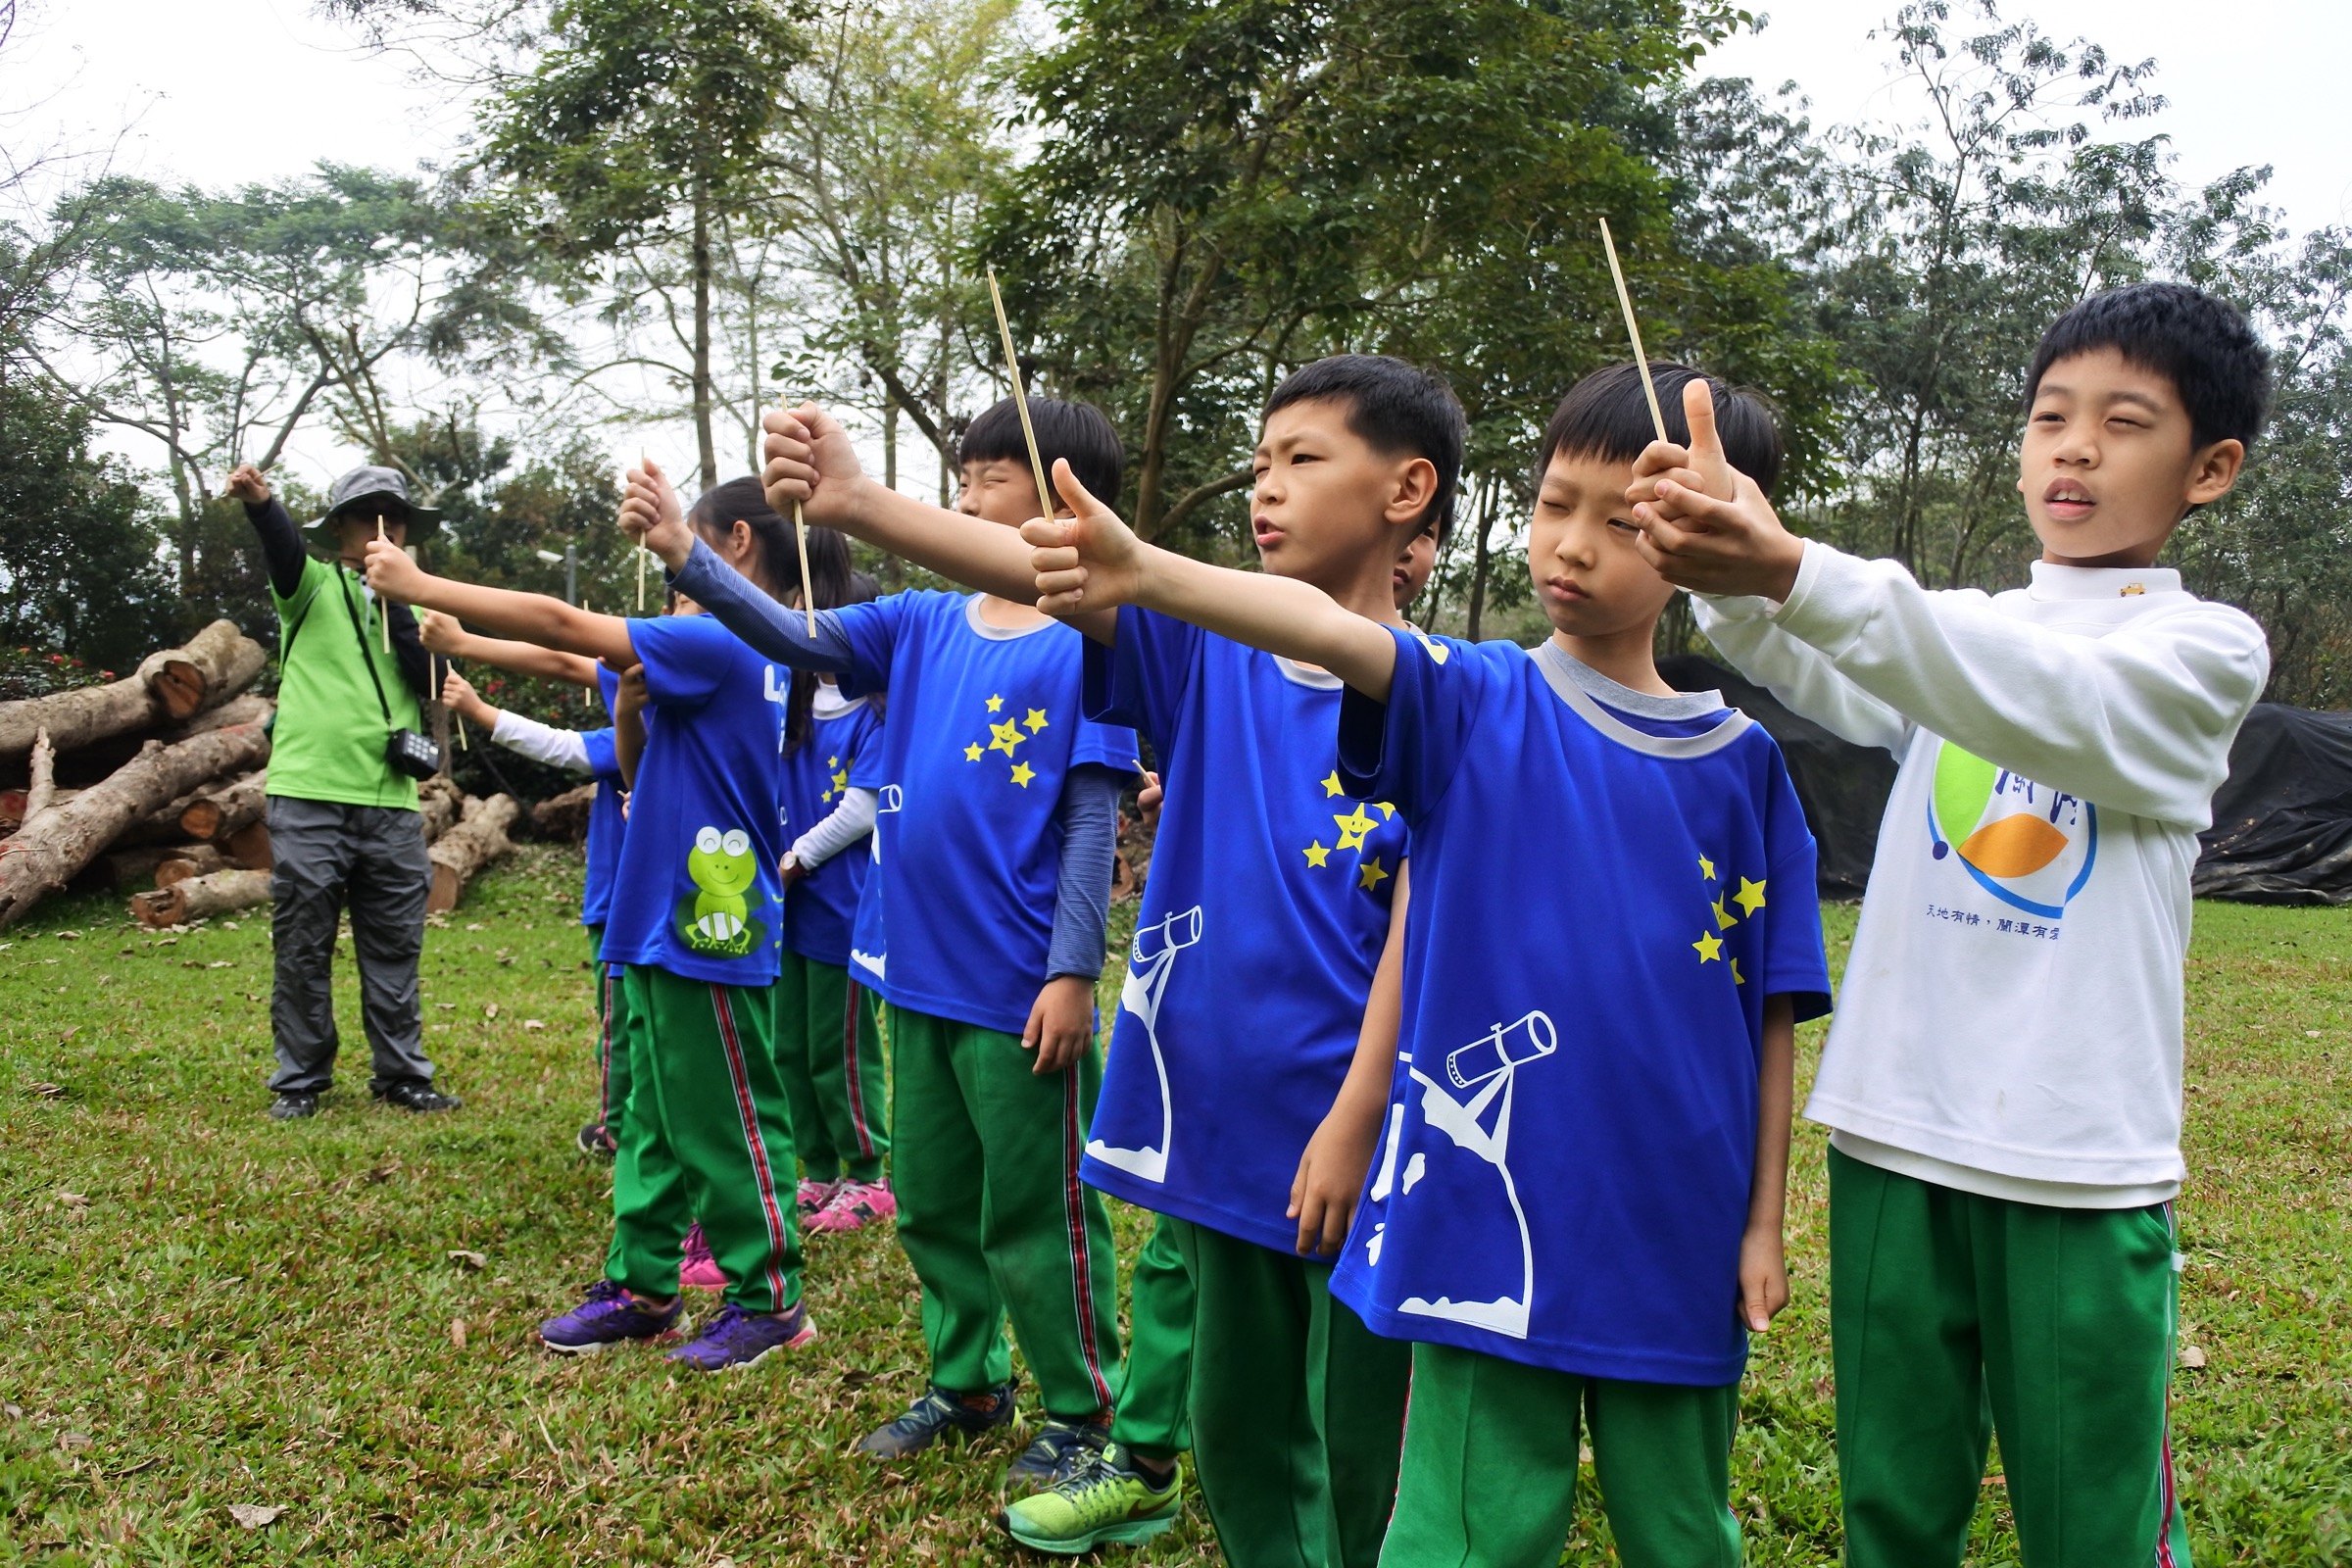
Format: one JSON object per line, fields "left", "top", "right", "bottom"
{"left": 418, "top": 776, "right": 461, "bottom": 845}
{"left": 95, "top": 843, "right": 202, "bottom": 889}
{"left": 130, "top": 867, "right": 272, "bottom": 929}
{"left": 181, "top": 771, "right": 267, "bottom": 841}
{"left": 166, "top": 692, "right": 272, "bottom": 741}
{"left": 0, "top": 620, "right": 267, "bottom": 757}
{"left": 155, "top": 845, "right": 231, "bottom": 887}
{"left": 0, "top": 721, "right": 271, "bottom": 929}
{"left": 531, "top": 782, "right": 598, "bottom": 843}
{"left": 427, "top": 793, "right": 517, "bottom": 912}
{"left": 0, "top": 785, "right": 79, "bottom": 834}
{"left": 145, "top": 618, "right": 268, "bottom": 721}
{"left": 225, "top": 821, "right": 271, "bottom": 870}
{"left": 22, "top": 729, "right": 58, "bottom": 823}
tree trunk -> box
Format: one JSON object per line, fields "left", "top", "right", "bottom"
{"left": 1465, "top": 495, "right": 1494, "bottom": 642}
{"left": 0, "top": 620, "right": 266, "bottom": 756}
{"left": 693, "top": 187, "right": 718, "bottom": 493}
{"left": 531, "top": 781, "right": 597, "bottom": 843}
{"left": 179, "top": 770, "right": 267, "bottom": 842}
{"left": 22, "top": 729, "right": 57, "bottom": 823}
{"left": 130, "top": 867, "right": 272, "bottom": 930}
{"left": 225, "top": 820, "right": 271, "bottom": 870}
{"left": 427, "top": 793, "right": 518, "bottom": 912}
{"left": 155, "top": 844, "right": 231, "bottom": 887}
{"left": 418, "top": 776, "right": 461, "bottom": 845}
{"left": 0, "top": 721, "right": 271, "bottom": 928}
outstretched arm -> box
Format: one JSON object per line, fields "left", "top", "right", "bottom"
{"left": 420, "top": 611, "right": 602, "bottom": 690}
{"left": 362, "top": 542, "right": 637, "bottom": 667}
{"left": 1291, "top": 861, "right": 1410, "bottom": 1255}
{"left": 1026, "top": 460, "right": 1400, "bottom": 700}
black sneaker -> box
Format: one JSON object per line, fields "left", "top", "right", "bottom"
{"left": 374, "top": 1080, "right": 462, "bottom": 1113}
{"left": 854, "top": 1381, "right": 1018, "bottom": 1459}
{"left": 268, "top": 1091, "right": 320, "bottom": 1121}
{"left": 1004, "top": 1413, "right": 1112, "bottom": 1493}
{"left": 577, "top": 1121, "right": 617, "bottom": 1157}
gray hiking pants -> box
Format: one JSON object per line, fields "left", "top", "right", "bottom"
{"left": 266, "top": 796, "right": 434, "bottom": 1095}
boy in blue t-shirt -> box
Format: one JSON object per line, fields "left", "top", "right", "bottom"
{"left": 1023, "top": 362, "right": 1833, "bottom": 1566}
{"left": 623, "top": 403, "right": 1140, "bottom": 1488}
{"left": 739, "top": 357, "right": 1462, "bottom": 1563}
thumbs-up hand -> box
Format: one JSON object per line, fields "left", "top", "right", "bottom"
{"left": 1630, "top": 378, "right": 1804, "bottom": 602}
{"left": 1023, "top": 458, "right": 1150, "bottom": 615}
{"left": 620, "top": 455, "right": 692, "bottom": 570}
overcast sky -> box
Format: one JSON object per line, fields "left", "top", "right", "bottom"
{"left": 6, "top": 0, "right": 2346, "bottom": 489}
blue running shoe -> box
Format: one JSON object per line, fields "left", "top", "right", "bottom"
{"left": 855, "top": 1381, "right": 1018, "bottom": 1458}
{"left": 539, "top": 1280, "right": 686, "bottom": 1355}
{"left": 664, "top": 1299, "right": 816, "bottom": 1372}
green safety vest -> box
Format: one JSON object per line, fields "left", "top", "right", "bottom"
{"left": 266, "top": 556, "right": 422, "bottom": 810}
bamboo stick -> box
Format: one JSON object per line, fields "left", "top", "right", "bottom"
{"left": 984, "top": 266, "right": 1058, "bottom": 528}
{"left": 1599, "top": 219, "right": 1668, "bottom": 444}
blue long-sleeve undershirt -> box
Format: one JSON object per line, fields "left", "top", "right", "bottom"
{"left": 672, "top": 536, "right": 1118, "bottom": 985}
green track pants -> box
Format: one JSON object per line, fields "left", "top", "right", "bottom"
{"left": 605, "top": 965, "right": 805, "bottom": 1314}
{"left": 772, "top": 951, "right": 889, "bottom": 1184}
{"left": 1830, "top": 1147, "right": 2192, "bottom": 1568}
{"left": 1169, "top": 1217, "right": 1411, "bottom": 1568}
{"left": 1110, "top": 1209, "right": 1196, "bottom": 1461}
{"left": 586, "top": 926, "right": 633, "bottom": 1132}
{"left": 1382, "top": 1342, "right": 1740, "bottom": 1568}
{"left": 888, "top": 1004, "right": 1121, "bottom": 1418}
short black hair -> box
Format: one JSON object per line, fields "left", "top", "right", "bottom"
{"left": 1263, "top": 355, "right": 1467, "bottom": 541}
{"left": 2025, "top": 283, "right": 2271, "bottom": 452}
{"left": 1538, "top": 362, "right": 1784, "bottom": 497}
{"left": 960, "top": 396, "right": 1124, "bottom": 508}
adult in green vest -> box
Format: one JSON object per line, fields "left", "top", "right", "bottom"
{"left": 225, "top": 462, "right": 462, "bottom": 1121}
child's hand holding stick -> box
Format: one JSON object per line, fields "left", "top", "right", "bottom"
{"left": 1629, "top": 380, "right": 1805, "bottom": 602}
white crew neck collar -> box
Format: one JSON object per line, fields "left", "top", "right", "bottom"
{"left": 2027, "top": 561, "right": 2182, "bottom": 601}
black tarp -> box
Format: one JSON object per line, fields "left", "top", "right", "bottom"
{"left": 2194, "top": 704, "right": 2352, "bottom": 906}
{"left": 1659, "top": 655, "right": 1895, "bottom": 899}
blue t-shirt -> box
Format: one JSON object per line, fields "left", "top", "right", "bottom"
{"left": 599, "top": 614, "right": 790, "bottom": 986}
{"left": 1080, "top": 609, "right": 1406, "bottom": 1252}
{"left": 1330, "top": 632, "right": 1831, "bottom": 1387}
{"left": 779, "top": 689, "right": 883, "bottom": 968}
{"left": 846, "top": 740, "right": 891, "bottom": 985}
{"left": 580, "top": 665, "right": 627, "bottom": 931}
{"left": 838, "top": 591, "right": 1140, "bottom": 1035}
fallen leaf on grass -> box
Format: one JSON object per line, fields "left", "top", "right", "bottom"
{"left": 521, "top": 1018, "right": 545, "bottom": 1031}
{"left": 2180, "top": 1345, "right": 2209, "bottom": 1368}
{"left": 465, "top": 922, "right": 486, "bottom": 931}
{"left": 57, "top": 1190, "right": 88, "bottom": 1211}
{"left": 451, "top": 1318, "right": 468, "bottom": 1348}
{"left": 226, "top": 1504, "right": 284, "bottom": 1529}
{"left": 447, "top": 1250, "right": 487, "bottom": 1270}
{"left": 55, "top": 929, "right": 80, "bottom": 941}
{"left": 206, "top": 960, "right": 231, "bottom": 969}
{"left": 58, "top": 1430, "right": 90, "bottom": 1451}
{"left": 484, "top": 1003, "right": 500, "bottom": 1019}
{"left": 26, "top": 1082, "right": 64, "bottom": 1099}
{"left": 107, "top": 1456, "right": 162, "bottom": 1478}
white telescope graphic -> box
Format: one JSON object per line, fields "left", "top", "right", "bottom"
{"left": 1088, "top": 905, "right": 1203, "bottom": 1184}
{"left": 1391, "top": 1008, "right": 1558, "bottom": 1341}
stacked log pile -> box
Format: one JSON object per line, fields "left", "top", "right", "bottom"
{"left": 0, "top": 624, "right": 517, "bottom": 929}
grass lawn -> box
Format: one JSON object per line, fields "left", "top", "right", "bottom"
{"left": 0, "top": 849, "right": 2345, "bottom": 1564}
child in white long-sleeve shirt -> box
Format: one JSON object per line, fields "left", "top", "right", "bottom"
{"left": 1630, "top": 281, "right": 2272, "bottom": 1568}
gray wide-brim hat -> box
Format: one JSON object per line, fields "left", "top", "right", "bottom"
{"left": 308, "top": 465, "right": 442, "bottom": 548}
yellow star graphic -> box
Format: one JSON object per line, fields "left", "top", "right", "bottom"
{"left": 1733, "top": 876, "right": 1768, "bottom": 916}
{"left": 1358, "top": 857, "right": 1392, "bottom": 892}
{"left": 1692, "top": 930, "right": 1724, "bottom": 962}
{"left": 1025, "top": 707, "right": 1049, "bottom": 733}
{"left": 989, "top": 720, "right": 1025, "bottom": 758}
{"left": 1332, "top": 806, "right": 1377, "bottom": 852}
{"left": 1732, "top": 957, "right": 1746, "bottom": 986}
{"left": 1302, "top": 841, "right": 1332, "bottom": 867}
{"left": 985, "top": 694, "right": 1004, "bottom": 712}
{"left": 827, "top": 755, "right": 840, "bottom": 768}
{"left": 1009, "top": 760, "right": 1036, "bottom": 788}
{"left": 1321, "top": 771, "right": 1345, "bottom": 798}
{"left": 1375, "top": 802, "right": 1397, "bottom": 819}
{"left": 831, "top": 767, "right": 850, "bottom": 792}
{"left": 964, "top": 743, "right": 983, "bottom": 761}
{"left": 1712, "top": 896, "right": 1739, "bottom": 932}
{"left": 1698, "top": 854, "right": 1717, "bottom": 881}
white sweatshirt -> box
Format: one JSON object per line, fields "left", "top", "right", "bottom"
{"left": 1696, "top": 544, "right": 2269, "bottom": 1205}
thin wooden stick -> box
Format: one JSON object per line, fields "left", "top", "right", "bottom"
{"left": 1599, "top": 218, "right": 1667, "bottom": 444}
{"left": 776, "top": 411, "right": 815, "bottom": 637}
{"left": 984, "top": 266, "right": 1057, "bottom": 527}
{"left": 376, "top": 514, "right": 393, "bottom": 653}
{"left": 636, "top": 450, "right": 649, "bottom": 612}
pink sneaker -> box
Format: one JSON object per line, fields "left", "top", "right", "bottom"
{"left": 679, "top": 1223, "right": 725, "bottom": 1290}
{"left": 796, "top": 1178, "right": 841, "bottom": 1219}
{"left": 808, "top": 1179, "right": 897, "bottom": 1234}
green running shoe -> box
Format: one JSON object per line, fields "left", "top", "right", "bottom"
{"left": 1000, "top": 1446, "right": 1182, "bottom": 1554}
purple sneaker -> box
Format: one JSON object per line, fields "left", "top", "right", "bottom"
{"left": 539, "top": 1280, "right": 687, "bottom": 1355}
{"left": 797, "top": 1178, "right": 841, "bottom": 1219}
{"left": 665, "top": 1299, "right": 816, "bottom": 1372}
